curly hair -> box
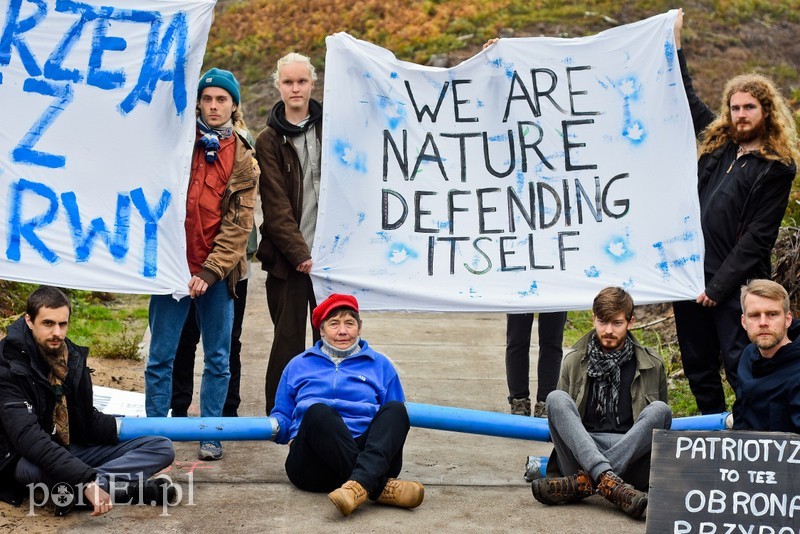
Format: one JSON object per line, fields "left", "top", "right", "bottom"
{"left": 698, "top": 73, "right": 799, "bottom": 166}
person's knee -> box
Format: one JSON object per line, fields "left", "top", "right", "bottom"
{"left": 378, "top": 401, "right": 409, "bottom": 427}
{"left": 642, "top": 400, "right": 672, "bottom": 428}
{"left": 545, "top": 389, "right": 570, "bottom": 407}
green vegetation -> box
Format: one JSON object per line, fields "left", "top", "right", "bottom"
{"left": 0, "top": 281, "right": 148, "bottom": 361}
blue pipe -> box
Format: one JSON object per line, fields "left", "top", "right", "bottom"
{"left": 117, "top": 416, "right": 278, "bottom": 442}
{"left": 115, "top": 404, "right": 728, "bottom": 443}
{"left": 405, "top": 402, "right": 550, "bottom": 441}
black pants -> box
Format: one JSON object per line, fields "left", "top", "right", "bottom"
{"left": 673, "top": 294, "right": 749, "bottom": 414}
{"left": 285, "top": 402, "right": 409, "bottom": 499}
{"left": 264, "top": 270, "right": 319, "bottom": 413}
{"left": 505, "top": 312, "right": 567, "bottom": 402}
{"left": 171, "top": 278, "right": 248, "bottom": 417}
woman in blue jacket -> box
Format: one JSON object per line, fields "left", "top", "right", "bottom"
{"left": 270, "top": 293, "right": 424, "bottom": 516}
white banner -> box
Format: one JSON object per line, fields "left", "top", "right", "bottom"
{"left": 0, "top": 0, "right": 215, "bottom": 295}
{"left": 315, "top": 10, "right": 705, "bottom": 312}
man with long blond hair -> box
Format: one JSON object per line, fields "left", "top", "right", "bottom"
{"left": 672, "top": 10, "right": 799, "bottom": 415}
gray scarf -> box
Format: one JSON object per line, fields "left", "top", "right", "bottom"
{"left": 586, "top": 333, "right": 634, "bottom": 423}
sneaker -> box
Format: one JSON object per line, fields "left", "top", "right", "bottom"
{"left": 596, "top": 471, "right": 648, "bottom": 519}
{"left": 531, "top": 471, "right": 593, "bottom": 505}
{"left": 533, "top": 401, "right": 547, "bottom": 418}
{"left": 509, "top": 397, "right": 532, "bottom": 416}
{"left": 124, "top": 476, "right": 178, "bottom": 506}
{"left": 376, "top": 479, "right": 424, "bottom": 509}
{"left": 328, "top": 480, "right": 367, "bottom": 516}
{"left": 198, "top": 441, "right": 223, "bottom": 461}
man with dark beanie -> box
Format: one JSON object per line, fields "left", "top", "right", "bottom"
{"left": 270, "top": 293, "right": 424, "bottom": 517}
{"left": 255, "top": 52, "right": 324, "bottom": 414}
{"left": 145, "top": 68, "right": 258, "bottom": 461}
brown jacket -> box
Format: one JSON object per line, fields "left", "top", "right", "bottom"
{"left": 255, "top": 120, "right": 323, "bottom": 279}
{"left": 199, "top": 130, "right": 258, "bottom": 296}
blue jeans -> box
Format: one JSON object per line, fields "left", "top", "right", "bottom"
{"left": 145, "top": 281, "right": 233, "bottom": 417}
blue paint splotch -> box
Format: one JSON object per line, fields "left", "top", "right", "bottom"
{"left": 517, "top": 281, "right": 538, "bottom": 297}
{"left": 609, "top": 76, "right": 647, "bottom": 145}
{"left": 357, "top": 212, "right": 366, "bottom": 224}
{"left": 387, "top": 243, "right": 418, "bottom": 265}
{"left": 664, "top": 40, "right": 675, "bottom": 71}
{"left": 585, "top": 266, "right": 600, "bottom": 278}
{"left": 652, "top": 228, "right": 702, "bottom": 280}
{"left": 604, "top": 233, "right": 634, "bottom": 263}
{"left": 332, "top": 139, "right": 367, "bottom": 173}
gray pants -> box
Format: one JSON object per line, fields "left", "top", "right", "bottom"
{"left": 546, "top": 390, "right": 671, "bottom": 489}
{"left": 15, "top": 436, "right": 175, "bottom": 493}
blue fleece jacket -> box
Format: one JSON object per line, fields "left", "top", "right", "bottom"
{"left": 270, "top": 339, "right": 405, "bottom": 444}
{"left": 733, "top": 339, "right": 800, "bottom": 432}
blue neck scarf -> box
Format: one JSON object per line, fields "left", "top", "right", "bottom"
{"left": 196, "top": 116, "right": 233, "bottom": 163}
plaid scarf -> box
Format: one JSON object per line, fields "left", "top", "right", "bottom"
{"left": 42, "top": 345, "right": 70, "bottom": 447}
{"left": 196, "top": 117, "right": 233, "bottom": 163}
{"left": 586, "top": 333, "right": 634, "bottom": 425}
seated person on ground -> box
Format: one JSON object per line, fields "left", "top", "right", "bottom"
{"left": 734, "top": 279, "right": 800, "bottom": 432}
{"left": 0, "top": 286, "right": 175, "bottom": 516}
{"left": 532, "top": 286, "right": 672, "bottom": 520}
{"left": 270, "top": 293, "right": 424, "bottom": 516}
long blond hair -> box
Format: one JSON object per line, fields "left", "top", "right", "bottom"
{"left": 698, "top": 73, "right": 799, "bottom": 166}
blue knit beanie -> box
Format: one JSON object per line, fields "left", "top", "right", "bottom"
{"left": 198, "top": 68, "right": 240, "bottom": 105}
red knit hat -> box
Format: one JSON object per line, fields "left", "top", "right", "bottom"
{"left": 311, "top": 294, "right": 359, "bottom": 329}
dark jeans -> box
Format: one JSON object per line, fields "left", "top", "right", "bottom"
{"left": 673, "top": 294, "right": 749, "bottom": 414}
{"left": 284, "top": 402, "right": 409, "bottom": 499}
{"left": 171, "top": 278, "right": 248, "bottom": 417}
{"left": 15, "top": 436, "right": 175, "bottom": 493}
{"left": 264, "top": 271, "right": 319, "bottom": 414}
{"left": 505, "top": 312, "right": 567, "bottom": 402}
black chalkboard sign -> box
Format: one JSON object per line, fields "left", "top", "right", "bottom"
{"left": 647, "top": 430, "right": 800, "bottom": 533}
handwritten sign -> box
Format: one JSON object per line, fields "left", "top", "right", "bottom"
{"left": 314, "top": 10, "right": 704, "bottom": 312}
{"left": 647, "top": 430, "right": 800, "bottom": 533}
{"left": 0, "top": 0, "right": 216, "bottom": 295}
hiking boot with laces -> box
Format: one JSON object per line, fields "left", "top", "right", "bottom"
{"left": 533, "top": 400, "right": 547, "bottom": 418}
{"left": 509, "top": 397, "right": 532, "bottom": 416}
{"left": 596, "top": 471, "right": 648, "bottom": 519}
{"left": 376, "top": 479, "right": 425, "bottom": 509}
{"left": 328, "top": 480, "right": 367, "bottom": 516}
{"left": 531, "top": 471, "right": 593, "bottom": 505}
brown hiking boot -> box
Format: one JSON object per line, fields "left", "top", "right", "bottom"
{"left": 596, "top": 471, "right": 648, "bottom": 519}
{"left": 328, "top": 480, "right": 367, "bottom": 516}
{"left": 509, "top": 397, "right": 532, "bottom": 416}
{"left": 531, "top": 471, "right": 593, "bottom": 505}
{"left": 376, "top": 479, "right": 425, "bottom": 509}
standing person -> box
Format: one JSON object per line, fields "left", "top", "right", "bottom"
{"left": 145, "top": 68, "right": 258, "bottom": 461}
{"left": 505, "top": 312, "right": 567, "bottom": 417}
{"left": 672, "top": 10, "right": 798, "bottom": 413}
{"left": 531, "top": 287, "right": 671, "bottom": 520}
{"left": 271, "top": 293, "right": 424, "bottom": 517}
{"left": 171, "top": 227, "right": 257, "bottom": 418}
{"left": 0, "top": 286, "right": 175, "bottom": 515}
{"left": 734, "top": 279, "right": 800, "bottom": 432}
{"left": 256, "top": 52, "right": 323, "bottom": 413}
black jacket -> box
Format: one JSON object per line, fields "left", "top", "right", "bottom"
{"left": 679, "top": 50, "right": 796, "bottom": 302}
{"left": 733, "top": 337, "right": 800, "bottom": 432}
{"left": 0, "top": 317, "right": 118, "bottom": 505}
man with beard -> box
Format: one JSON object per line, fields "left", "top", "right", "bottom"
{"left": 531, "top": 287, "right": 671, "bottom": 520}
{"left": 256, "top": 53, "right": 323, "bottom": 413}
{"left": 0, "top": 287, "right": 175, "bottom": 515}
{"left": 672, "top": 11, "right": 799, "bottom": 414}
{"left": 733, "top": 279, "right": 800, "bottom": 432}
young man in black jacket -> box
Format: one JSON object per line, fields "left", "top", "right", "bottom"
{"left": 0, "top": 286, "right": 175, "bottom": 515}
{"left": 672, "top": 10, "right": 799, "bottom": 414}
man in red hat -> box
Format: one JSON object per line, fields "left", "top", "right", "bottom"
{"left": 270, "top": 293, "right": 424, "bottom": 516}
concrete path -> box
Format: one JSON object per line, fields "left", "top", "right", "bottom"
{"left": 58, "top": 264, "right": 647, "bottom": 533}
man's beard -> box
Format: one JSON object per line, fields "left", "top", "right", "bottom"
{"left": 730, "top": 117, "right": 768, "bottom": 144}
{"left": 38, "top": 338, "right": 66, "bottom": 357}
{"left": 749, "top": 329, "right": 785, "bottom": 352}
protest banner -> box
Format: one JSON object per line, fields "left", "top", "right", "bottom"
{"left": 0, "top": 0, "right": 216, "bottom": 295}
{"left": 315, "top": 10, "right": 704, "bottom": 311}
{"left": 648, "top": 430, "right": 800, "bottom": 533}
